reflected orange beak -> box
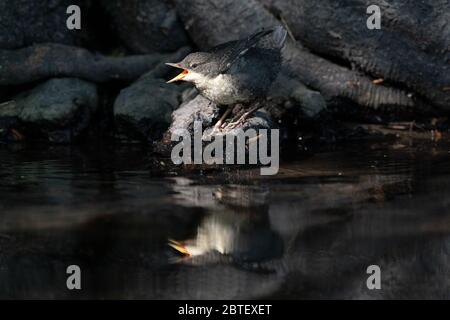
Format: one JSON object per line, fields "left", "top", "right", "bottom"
{"left": 166, "top": 63, "right": 189, "bottom": 83}
{"left": 168, "top": 239, "right": 191, "bottom": 256}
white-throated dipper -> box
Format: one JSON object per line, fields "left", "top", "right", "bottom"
{"left": 168, "top": 210, "right": 284, "bottom": 266}
{"left": 166, "top": 26, "right": 287, "bottom": 130}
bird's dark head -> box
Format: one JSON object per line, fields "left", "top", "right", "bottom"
{"left": 166, "top": 52, "right": 213, "bottom": 83}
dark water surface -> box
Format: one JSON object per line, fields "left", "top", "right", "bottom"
{"left": 1, "top": 141, "right": 450, "bottom": 299}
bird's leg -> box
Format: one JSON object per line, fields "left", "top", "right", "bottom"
{"left": 213, "top": 105, "right": 233, "bottom": 131}
{"left": 203, "top": 106, "right": 233, "bottom": 139}
{"left": 224, "top": 102, "right": 263, "bottom": 130}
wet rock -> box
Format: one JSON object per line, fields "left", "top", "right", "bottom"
{"left": 113, "top": 76, "right": 183, "bottom": 143}
{"left": 0, "top": 0, "right": 89, "bottom": 49}
{"left": 168, "top": 95, "right": 220, "bottom": 136}
{"left": 158, "top": 94, "right": 273, "bottom": 155}
{"left": 0, "top": 101, "right": 18, "bottom": 119}
{"left": 113, "top": 47, "right": 192, "bottom": 143}
{"left": 101, "top": 0, "right": 190, "bottom": 53}
{"left": 155, "top": 94, "right": 217, "bottom": 154}
{"left": 167, "top": 94, "right": 274, "bottom": 139}
{"left": 0, "top": 78, "right": 98, "bottom": 143}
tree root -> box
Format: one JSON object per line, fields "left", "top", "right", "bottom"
{"left": 0, "top": 44, "right": 191, "bottom": 86}
{"left": 173, "top": 0, "right": 419, "bottom": 112}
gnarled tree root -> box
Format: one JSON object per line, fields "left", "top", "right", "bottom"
{"left": 0, "top": 44, "right": 191, "bottom": 86}
{"left": 173, "top": 0, "right": 419, "bottom": 112}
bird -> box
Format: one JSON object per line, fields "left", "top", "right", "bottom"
{"left": 168, "top": 209, "right": 284, "bottom": 269}
{"left": 166, "top": 26, "right": 287, "bottom": 131}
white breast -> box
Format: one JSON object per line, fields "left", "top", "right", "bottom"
{"left": 196, "top": 74, "right": 243, "bottom": 105}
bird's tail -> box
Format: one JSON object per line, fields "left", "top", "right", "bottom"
{"left": 254, "top": 26, "right": 287, "bottom": 50}
{"left": 271, "top": 26, "right": 288, "bottom": 49}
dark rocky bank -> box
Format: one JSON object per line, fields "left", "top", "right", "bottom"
{"left": 1, "top": 0, "right": 449, "bottom": 149}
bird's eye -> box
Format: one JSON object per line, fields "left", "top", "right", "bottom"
{"left": 191, "top": 63, "right": 198, "bottom": 69}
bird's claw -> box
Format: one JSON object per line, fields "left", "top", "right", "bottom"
{"left": 222, "top": 120, "right": 242, "bottom": 131}
{"left": 223, "top": 111, "right": 252, "bottom": 130}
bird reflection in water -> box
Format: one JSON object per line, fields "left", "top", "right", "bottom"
{"left": 168, "top": 185, "right": 284, "bottom": 272}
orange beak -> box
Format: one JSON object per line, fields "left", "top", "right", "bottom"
{"left": 166, "top": 63, "right": 189, "bottom": 83}
{"left": 168, "top": 239, "right": 191, "bottom": 256}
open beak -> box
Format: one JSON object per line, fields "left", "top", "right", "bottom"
{"left": 168, "top": 239, "right": 191, "bottom": 256}
{"left": 166, "top": 63, "right": 189, "bottom": 83}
